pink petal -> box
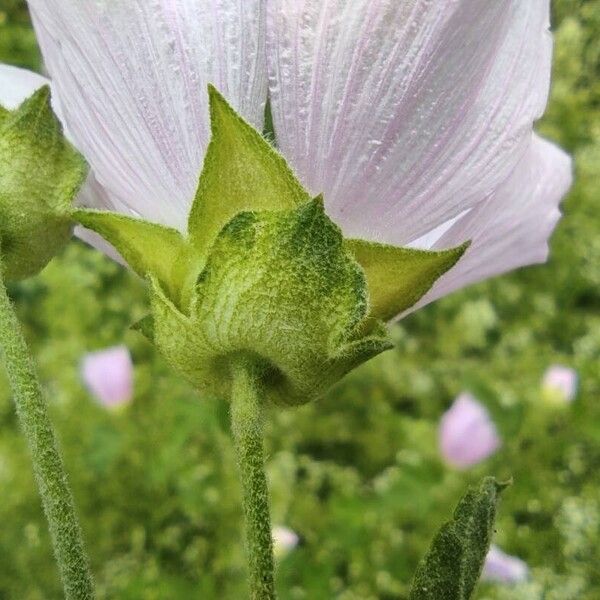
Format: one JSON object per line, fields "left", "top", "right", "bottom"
{"left": 29, "top": 0, "right": 267, "bottom": 232}
{"left": 267, "top": 1, "right": 554, "bottom": 245}
{"left": 81, "top": 346, "right": 134, "bottom": 409}
{"left": 482, "top": 545, "right": 529, "bottom": 584}
{"left": 542, "top": 365, "right": 578, "bottom": 403}
{"left": 439, "top": 393, "right": 501, "bottom": 469}
{"left": 410, "top": 135, "right": 572, "bottom": 312}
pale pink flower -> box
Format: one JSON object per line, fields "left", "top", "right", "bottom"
{"left": 542, "top": 365, "right": 578, "bottom": 403}
{"left": 0, "top": 1, "right": 572, "bottom": 320}
{"left": 439, "top": 393, "right": 501, "bottom": 469}
{"left": 482, "top": 545, "right": 529, "bottom": 584}
{"left": 272, "top": 526, "right": 299, "bottom": 558}
{"left": 81, "top": 346, "right": 134, "bottom": 409}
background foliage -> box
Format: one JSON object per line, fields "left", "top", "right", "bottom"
{"left": 0, "top": 1, "right": 599, "bottom": 598}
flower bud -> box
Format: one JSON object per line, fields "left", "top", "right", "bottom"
{"left": 0, "top": 87, "right": 86, "bottom": 280}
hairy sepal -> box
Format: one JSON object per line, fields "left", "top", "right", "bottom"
{"left": 347, "top": 239, "right": 469, "bottom": 321}
{"left": 0, "top": 87, "right": 87, "bottom": 280}
{"left": 73, "top": 209, "right": 200, "bottom": 310}
{"left": 409, "top": 477, "right": 509, "bottom": 600}
{"left": 188, "top": 85, "right": 310, "bottom": 260}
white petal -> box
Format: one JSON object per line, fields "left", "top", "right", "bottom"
{"left": 409, "top": 134, "right": 572, "bottom": 312}
{"left": 29, "top": 0, "right": 268, "bottom": 231}
{"left": 0, "top": 63, "right": 49, "bottom": 109}
{"left": 267, "top": 1, "right": 553, "bottom": 244}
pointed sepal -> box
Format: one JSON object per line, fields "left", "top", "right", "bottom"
{"left": 188, "top": 85, "right": 310, "bottom": 260}
{"left": 73, "top": 209, "right": 200, "bottom": 310}
{"left": 0, "top": 86, "right": 87, "bottom": 280}
{"left": 347, "top": 239, "right": 469, "bottom": 321}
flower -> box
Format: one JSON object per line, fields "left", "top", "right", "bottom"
{"left": 81, "top": 346, "right": 134, "bottom": 409}
{"left": 439, "top": 393, "right": 501, "bottom": 469}
{"left": 272, "top": 526, "right": 299, "bottom": 559}
{"left": 542, "top": 364, "right": 578, "bottom": 403}
{"left": 0, "top": 1, "right": 571, "bottom": 319}
{"left": 482, "top": 545, "right": 529, "bottom": 584}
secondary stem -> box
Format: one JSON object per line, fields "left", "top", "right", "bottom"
{"left": 230, "top": 359, "right": 276, "bottom": 600}
{"left": 0, "top": 259, "right": 94, "bottom": 599}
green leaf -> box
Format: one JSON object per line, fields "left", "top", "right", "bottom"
{"left": 347, "top": 239, "right": 469, "bottom": 321}
{"left": 0, "top": 86, "right": 87, "bottom": 280}
{"left": 187, "top": 85, "right": 310, "bottom": 260}
{"left": 73, "top": 209, "right": 200, "bottom": 310}
{"left": 410, "top": 477, "right": 509, "bottom": 600}
{"left": 151, "top": 198, "right": 391, "bottom": 407}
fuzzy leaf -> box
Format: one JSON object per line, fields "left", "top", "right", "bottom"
{"left": 0, "top": 86, "right": 87, "bottom": 280}
{"left": 73, "top": 209, "right": 200, "bottom": 310}
{"left": 347, "top": 239, "right": 469, "bottom": 321}
{"left": 187, "top": 85, "right": 310, "bottom": 260}
{"left": 410, "top": 477, "right": 508, "bottom": 600}
{"left": 152, "top": 198, "right": 391, "bottom": 407}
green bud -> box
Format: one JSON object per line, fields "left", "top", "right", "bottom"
{"left": 150, "top": 197, "right": 392, "bottom": 406}
{"left": 0, "top": 87, "right": 87, "bottom": 280}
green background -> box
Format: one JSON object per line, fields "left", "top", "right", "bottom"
{"left": 0, "top": 1, "right": 599, "bottom": 598}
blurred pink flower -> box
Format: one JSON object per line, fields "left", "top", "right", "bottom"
{"left": 0, "top": 2, "right": 572, "bottom": 321}
{"left": 482, "top": 545, "right": 529, "bottom": 584}
{"left": 81, "top": 346, "right": 133, "bottom": 409}
{"left": 439, "top": 393, "right": 501, "bottom": 469}
{"left": 542, "top": 364, "right": 578, "bottom": 403}
{"left": 272, "top": 526, "right": 299, "bottom": 559}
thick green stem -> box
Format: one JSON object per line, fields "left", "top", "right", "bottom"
{"left": 0, "top": 259, "right": 94, "bottom": 599}
{"left": 230, "top": 359, "right": 276, "bottom": 600}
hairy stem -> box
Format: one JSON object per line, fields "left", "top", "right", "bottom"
{"left": 230, "top": 359, "right": 276, "bottom": 600}
{"left": 0, "top": 258, "right": 94, "bottom": 599}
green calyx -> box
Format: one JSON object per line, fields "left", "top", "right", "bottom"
{"left": 150, "top": 196, "right": 392, "bottom": 406}
{"left": 0, "top": 87, "right": 87, "bottom": 280}
{"left": 74, "top": 86, "right": 467, "bottom": 406}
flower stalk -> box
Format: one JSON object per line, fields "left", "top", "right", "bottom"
{"left": 0, "top": 253, "right": 94, "bottom": 600}
{"left": 230, "top": 358, "right": 276, "bottom": 600}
